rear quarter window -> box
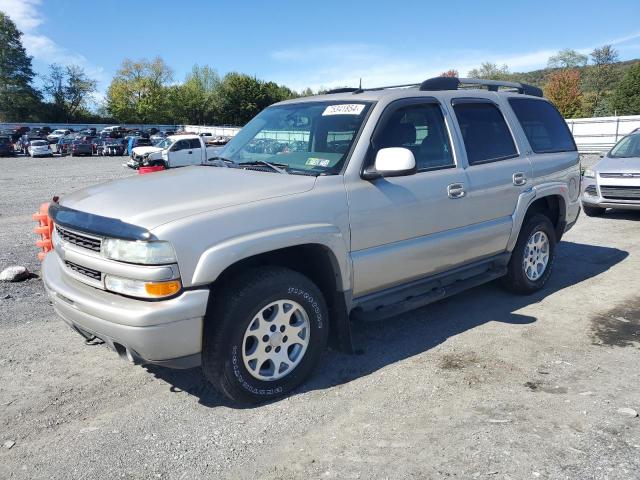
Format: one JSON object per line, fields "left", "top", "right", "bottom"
{"left": 508, "top": 98, "right": 576, "bottom": 153}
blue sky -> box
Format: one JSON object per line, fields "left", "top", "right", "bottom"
{"left": 2, "top": 0, "right": 640, "bottom": 102}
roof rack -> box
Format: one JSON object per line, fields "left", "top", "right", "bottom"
{"left": 324, "top": 77, "right": 543, "bottom": 98}
{"left": 419, "top": 77, "right": 543, "bottom": 97}
{"left": 325, "top": 83, "right": 420, "bottom": 95}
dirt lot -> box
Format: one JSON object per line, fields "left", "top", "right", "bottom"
{"left": 1, "top": 155, "right": 639, "bottom": 480}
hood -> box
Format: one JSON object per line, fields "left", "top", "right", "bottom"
{"left": 132, "top": 146, "right": 162, "bottom": 155}
{"left": 59, "top": 167, "right": 316, "bottom": 230}
{"left": 596, "top": 156, "right": 640, "bottom": 174}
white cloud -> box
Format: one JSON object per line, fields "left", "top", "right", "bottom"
{"left": 0, "top": 0, "right": 106, "bottom": 85}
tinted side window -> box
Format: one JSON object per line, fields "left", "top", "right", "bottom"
{"left": 453, "top": 102, "right": 517, "bottom": 165}
{"left": 173, "top": 140, "right": 189, "bottom": 150}
{"left": 508, "top": 98, "right": 577, "bottom": 153}
{"left": 189, "top": 138, "right": 202, "bottom": 149}
{"left": 374, "top": 103, "right": 454, "bottom": 171}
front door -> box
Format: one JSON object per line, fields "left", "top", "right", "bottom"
{"left": 346, "top": 99, "right": 475, "bottom": 298}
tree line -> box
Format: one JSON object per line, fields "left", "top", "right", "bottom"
{"left": 2, "top": 10, "right": 640, "bottom": 125}
{"left": 443, "top": 46, "right": 640, "bottom": 118}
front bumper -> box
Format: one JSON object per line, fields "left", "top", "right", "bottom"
{"left": 42, "top": 252, "right": 208, "bottom": 368}
{"left": 581, "top": 177, "right": 640, "bottom": 210}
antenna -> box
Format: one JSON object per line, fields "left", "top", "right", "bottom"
{"left": 359, "top": 78, "right": 362, "bottom": 89}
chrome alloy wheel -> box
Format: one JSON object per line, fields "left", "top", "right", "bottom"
{"left": 523, "top": 230, "right": 550, "bottom": 281}
{"left": 242, "top": 300, "right": 311, "bottom": 381}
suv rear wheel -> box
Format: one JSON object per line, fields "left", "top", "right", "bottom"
{"left": 202, "top": 267, "right": 329, "bottom": 404}
{"left": 502, "top": 214, "right": 556, "bottom": 295}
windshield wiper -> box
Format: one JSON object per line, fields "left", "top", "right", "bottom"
{"left": 203, "top": 155, "right": 236, "bottom": 167}
{"left": 238, "top": 160, "right": 290, "bottom": 175}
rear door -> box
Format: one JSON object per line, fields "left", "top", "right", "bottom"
{"left": 448, "top": 98, "right": 533, "bottom": 251}
{"left": 188, "top": 138, "right": 203, "bottom": 165}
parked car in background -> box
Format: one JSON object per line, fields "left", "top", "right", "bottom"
{"left": 56, "top": 137, "right": 74, "bottom": 156}
{"left": 28, "top": 140, "right": 52, "bottom": 157}
{"left": 47, "top": 129, "right": 71, "bottom": 143}
{"left": 70, "top": 140, "right": 93, "bottom": 157}
{"left": 127, "top": 134, "right": 218, "bottom": 169}
{"left": 104, "top": 138, "right": 127, "bottom": 156}
{"left": 0, "top": 136, "right": 15, "bottom": 156}
{"left": 582, "top": 130, "right": 640, "bottom": 215}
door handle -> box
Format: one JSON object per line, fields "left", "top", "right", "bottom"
{"left": 513, "top": 172, "right": 527, "bottom": 186}
{"left": 447, "top": 183, "right": 466, "bottom": 199}
{"left": 188, "top": 150, "right": 193, "bottom": 154}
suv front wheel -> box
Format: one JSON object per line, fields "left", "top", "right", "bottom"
{"left": 502, "top": 214, "right": 557, "bottom": 295}
{"left": 202, "top": 267, "right": 329, "bottom": 404}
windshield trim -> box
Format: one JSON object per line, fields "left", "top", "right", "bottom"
{"left": 222, "top": 99, "right": 376, "bottom": 177}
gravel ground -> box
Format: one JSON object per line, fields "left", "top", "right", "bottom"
{"left": 1, "top": 155, "right": 639, "bottom": 480}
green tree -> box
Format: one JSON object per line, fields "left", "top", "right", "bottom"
{"left": 586, "top": 45, "right": 619, "bottom": 116}
{"left": 611, "top": 63, "right": 640, "bottom": 116}
{"left": 0, "top": 12, "right": 41, "bottom": 121}
{"left": 544, "top": 69, "right": 582, "bottom": 118}
{"left": 547, "top": 49, "right": 588, "bottom": 69}
{"left": 106, "top": 57, "right": 173, "bottom": 123}
{"left": 216, "top": 73, "right": 294, "bottom": 125}
{"left": 172, "top": 65, "right": 220, "bottom": 124}
{"left": 467, "top": 63, "right": 511, "bottom": 80}
{"left": 43, "top": 64, "right": 97, "bottom": 122}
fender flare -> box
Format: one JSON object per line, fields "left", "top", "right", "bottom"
{"left": 190, "top": 223, "right": 352, "bottom": 292}
{"left": 507, "top": 183, "right": 570, "bottom": 252}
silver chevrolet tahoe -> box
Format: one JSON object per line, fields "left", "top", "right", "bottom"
{"left": 42, "top": 77, "right": 581, "bottom": 403}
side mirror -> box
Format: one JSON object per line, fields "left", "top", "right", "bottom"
{"left": 362, "top": 147, "right": 417, "bottom": 180}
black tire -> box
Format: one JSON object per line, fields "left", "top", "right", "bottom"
{"left": 202, "top": 267, "right": 329, "bottom": 404}
{"left": 582, "top": 204, "right": 605, "bottom": 217}
{"left": 502, "top": 214, "right": 556, "bottom": 295}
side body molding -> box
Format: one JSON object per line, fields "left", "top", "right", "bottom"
{"left": 190, "top": 223, "right": 352, "bottom": 291}
{"left": 507, "top": 182, "right": 570, "bottom": 252}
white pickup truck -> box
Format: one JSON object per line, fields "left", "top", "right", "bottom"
{"left": 127, "top": 134, "right": 221, "bottom": 169}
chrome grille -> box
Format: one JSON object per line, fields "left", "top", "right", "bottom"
{"left": 56, "top": 226, "right": 101, "bottom": 252}
{"left": 600, "top": 172, "right": 640, "bottom": 178}
{"left": 600, "top": 186, "right": 640, "bottom": 200}
{"left": 65, "top": 261, "right": 101, "bottom": 280}
{"left": 585, "top": 185, "right": 598, "bottom": 196}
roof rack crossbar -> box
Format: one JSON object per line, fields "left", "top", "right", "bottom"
{"left": 419, "top": 77, "right": 543, "bottom": 97}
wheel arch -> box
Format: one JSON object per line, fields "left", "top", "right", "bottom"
{"left": 197, "top": 231, "right": 354, "bottom": 353}
{"left": 508, "top": 184, "right": 569, "bottom": 251}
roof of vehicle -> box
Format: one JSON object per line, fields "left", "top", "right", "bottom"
{"left": 167, "top": 134, "right": 201, "bottom": 141}
{"left": 275, "top": 77, "right": 547, "bottom": 107}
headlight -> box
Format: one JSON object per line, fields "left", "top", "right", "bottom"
{"left": 105, "top": 275, "right": 181, "bottom": 299}
{"left": 583, "top": 168, "right": 595, "bottom": 178}
{"left": 101, "top": 239, "right": 177, "bottom": 265}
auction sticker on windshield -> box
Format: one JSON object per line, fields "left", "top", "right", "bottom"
{"left": 322, "top": 104, "right": 366, "bottom": 116}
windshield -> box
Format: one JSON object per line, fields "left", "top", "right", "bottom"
{"left": 219, "top": 101, "right": 372, "bottom": 174}
{"left": 53, "top": 130, "right": 67, "bottom": 135}
{"left": 155, "top": 138, "right": 173, "bottom": 149}
{"left": 609, "top": 134, "right": 640, "bottom": 158}
{"left": 31, "top": 140, "right": 47, "bottom": 146}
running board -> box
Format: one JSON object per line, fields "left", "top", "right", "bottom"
{"left": 350, "top": 258, "right": 508, "bottom": 322}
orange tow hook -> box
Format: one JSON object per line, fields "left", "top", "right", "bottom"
{"left": 32, "top": 202, "right": 53, "bottom": 261}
